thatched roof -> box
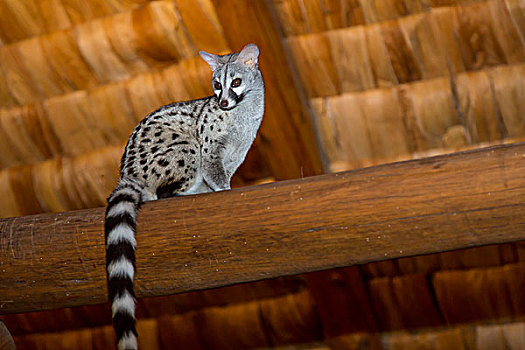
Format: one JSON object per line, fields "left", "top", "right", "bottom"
{"left": 0, "top": 0, "right": 524, "bottom": 349}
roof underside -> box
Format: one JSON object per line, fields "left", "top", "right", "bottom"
{"left": 0, "top": 0, "right": 524, "bottom": 348}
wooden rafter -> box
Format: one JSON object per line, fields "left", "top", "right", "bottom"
{"left": 1, "top": 143, "right": 524, "bottom": 314}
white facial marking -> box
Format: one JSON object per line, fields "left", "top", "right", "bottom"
{"left": 232, "top": 86, "right": 244, "bottom": 95}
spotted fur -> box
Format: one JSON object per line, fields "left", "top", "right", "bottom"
{"left": 105, "top": 44, "right": 264, "bottom": 349}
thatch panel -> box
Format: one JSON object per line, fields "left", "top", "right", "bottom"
{"left": 386, "top": 327, "right": 470, "bottom": 350}
{"left": 157, "top": 313, "right": 205, "bottom": 350}
{"left": 355, "top": 87, "right": 411, "bottom": 157}
{"left": 359, "top": 0, "right": 410, "bottom": 24}
{"left": 406, "top": 78, "right": 460, "bottom": 148}
{"left": 429, "top": 6, "right": 467, "bottom": 73}
{"left": 454, "top": 3, "right": 507, "bottom": 70}
{"left": 365, "top": 23, "right": 399, "bottom": 87}
{"left": 172, "top": 0, "right": 227, "bottom": 53}
{"left": 0, "top": 62, "right": 17, "bottom": 108}
{"left": 6, "top": 166, "right": 43, "bottom": 216}
{"left": 0, "top": 141, "right": 269, "bottom": 218}
{"left": 0, "top": 45, "right": 42, "bottom": 106}
{"left": 166, "top": 57, "right": 214, "bottom": 100}
{"left": 139, "top": 278, "right": 298, "bottom": 320}
{"left": 75, "top": 19, "right": 136, "bottom": 84}
{"left": 365, "top": 263, "right": 525, "bottom": 332}
{"left": 10, "top": 291, "right": 320, "bottom": 350}
{"left": 0, "top": 56, "right": 212, "bottom": 170}
{"left": 518, "top": 242, "right": 525, "bottom": 261}
{"left": 126, "top": 71, "right": 173, "bottom": 118}
{"left": 396, "top": 254, "right": 442, "bottom": 276}
{"left": 15, "top": 328, "right": 95, "bottom": 350}
{"left": 325, "top": 333, "right": 382, "bottom": 350}
{"left": 438, "top": 245, "right": 504, "bottom": 270}
{"left": 0, "top": 0, "right": 150, "bottom": 45}
{"left": 155, "top": 291, "right": 319, "bottom": 349}
{"left": 384, "top": 322, "right": 525, "bottom": 350}
{"left": 0, "top": 146, "right": 120, "bottom": 216}
{"left": 61, "top": 0, "right": 144, "bottom": 25}
{"left": 130, "top": 1, "right": 194, "bottom": 64}
{"left": 186, "top": 304, "right": 269, "bottom": 348}
{"left": 499, "top": 244, "right": 519, "bottom": 265}
{"left": 2, "top": 276, "right": 305, "bottom": 337}
{"left": 390, "top": 273, "right": 444, "bottom": 329}
{"left": 369, "top": 273, "right": 445, "bottom": 330}
{"left": 305, "top": 267, "right": 378, "bottom": 337}
{"left": 287, "top": 34, "right": 340, "bottom": 97}
{"left": 455, "top": 70, "right": 503, "bottom": 142}
{"left": 0, "top": 1, "right": 48, "bottom": 44}
{"left": 368, "top": 277, "right": 406, "bottom": 330}
{"left": 288, "top": 1, "right": 525, "bottom": 99}
{"left": 39, "top": 147, "right": 120, "bottom": 212}
{"left": 299, "top": 0, "right": 330, "bottom": 33}
{"left": 0, "top": 1, "right": 228, "bottom": 108}
{"left": 504, "top": 264, "right": 525, "bottom": 317}
{"left": 101, "top": 11, "right": 151, "bottom": 73}
{"left": 43, "top": 91, "right": 112, "bottom": 156}
{"left": 362, "top": 243, "right": 521, "bottom": 279}
{"left": 312, "top": 65, "right": 525, "bottom": 171}
{"left": 507, "top": 0, "right": 525, "bottom": 39}
{"left": 273, "top": 0, "right": 368, "bottom": 36}
{"left": 475, "top": 325, "right": 506, "bottom": 350}
{"left": 0, "top": 170, "right": 24, "bottom": 218}
{"left": 259, "top": 291, "right": 321, "bottom": 346}
{"left": 489, "top": 65, "right": 525, "bottom": 138}
{"left": 16, "top": 37, "right": 70, "bottom": 98}
{"left": 89, "top": 326, "right": 116, "bottom": 350}
{"left": 41, "top": 29, "right": 100, "bottom": 89}
{"left": 134, "top": 319, "right": 160, "bottom": 349}
{"left": 311, "top": 94, "right": 374, "bottom": 169}
{"left": 360, "top": 259, "right": 399, "bottom": 279}
{"left": 0, "top": 107, "right": 49, "bottom": 166}
{"left": 325, "top": 26, "right": 376, "bottom": 92}
{"left": 3, "top": 254, "right": 524, "bottom": 347}
{"left": 398, "top": 13, "right": 450, "bottom": 80}
{"left": 86, "top": 83, "right": 139, "bottom": 144}
{"left": 380, "top": 19, "right": 423, "bottom": 84}
{"left": 433, "top": 264, "right": 525, "bottom": 324}
{"left": 0, "top": 104, "right": 61, "bottom": 168}
{"left": 488, "top": 0, "right": 525, "bottom": 64}
{"left": 273, "top": 0, "right": 491, "bottom": 36}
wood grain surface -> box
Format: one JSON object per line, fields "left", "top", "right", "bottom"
{"left": 1, "top": 143, "right": 525, "bottom": 314}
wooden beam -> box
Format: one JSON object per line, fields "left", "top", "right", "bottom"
{"left": 1, "top": 143, "right": 525, "bottom": 314}
{"left": 210, "top": 0, "right": 327, "bottom": 179}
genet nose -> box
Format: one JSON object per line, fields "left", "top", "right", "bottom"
{"left": 220, "top": 99, "right": 229, "bottom": 108}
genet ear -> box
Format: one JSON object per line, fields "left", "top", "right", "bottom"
{"left": 200, "top": 51, "right": 220, "bottom": 71}
{"left": 236, "top": 44, "right": 259, "bottom": 69}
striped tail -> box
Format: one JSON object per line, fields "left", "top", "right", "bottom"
{"left": 105, "top": 180, "right": 144, "bottom": 350}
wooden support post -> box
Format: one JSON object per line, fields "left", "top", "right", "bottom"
{"left": 1, "top": 143, "right": 525, "bottom": 314}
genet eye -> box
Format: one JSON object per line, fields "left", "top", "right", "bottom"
{"left": 214, "top": 81, "right": 222, "bottom": 90}
{"left": 231, "top": 78, "right": 242, "bottom": 88}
